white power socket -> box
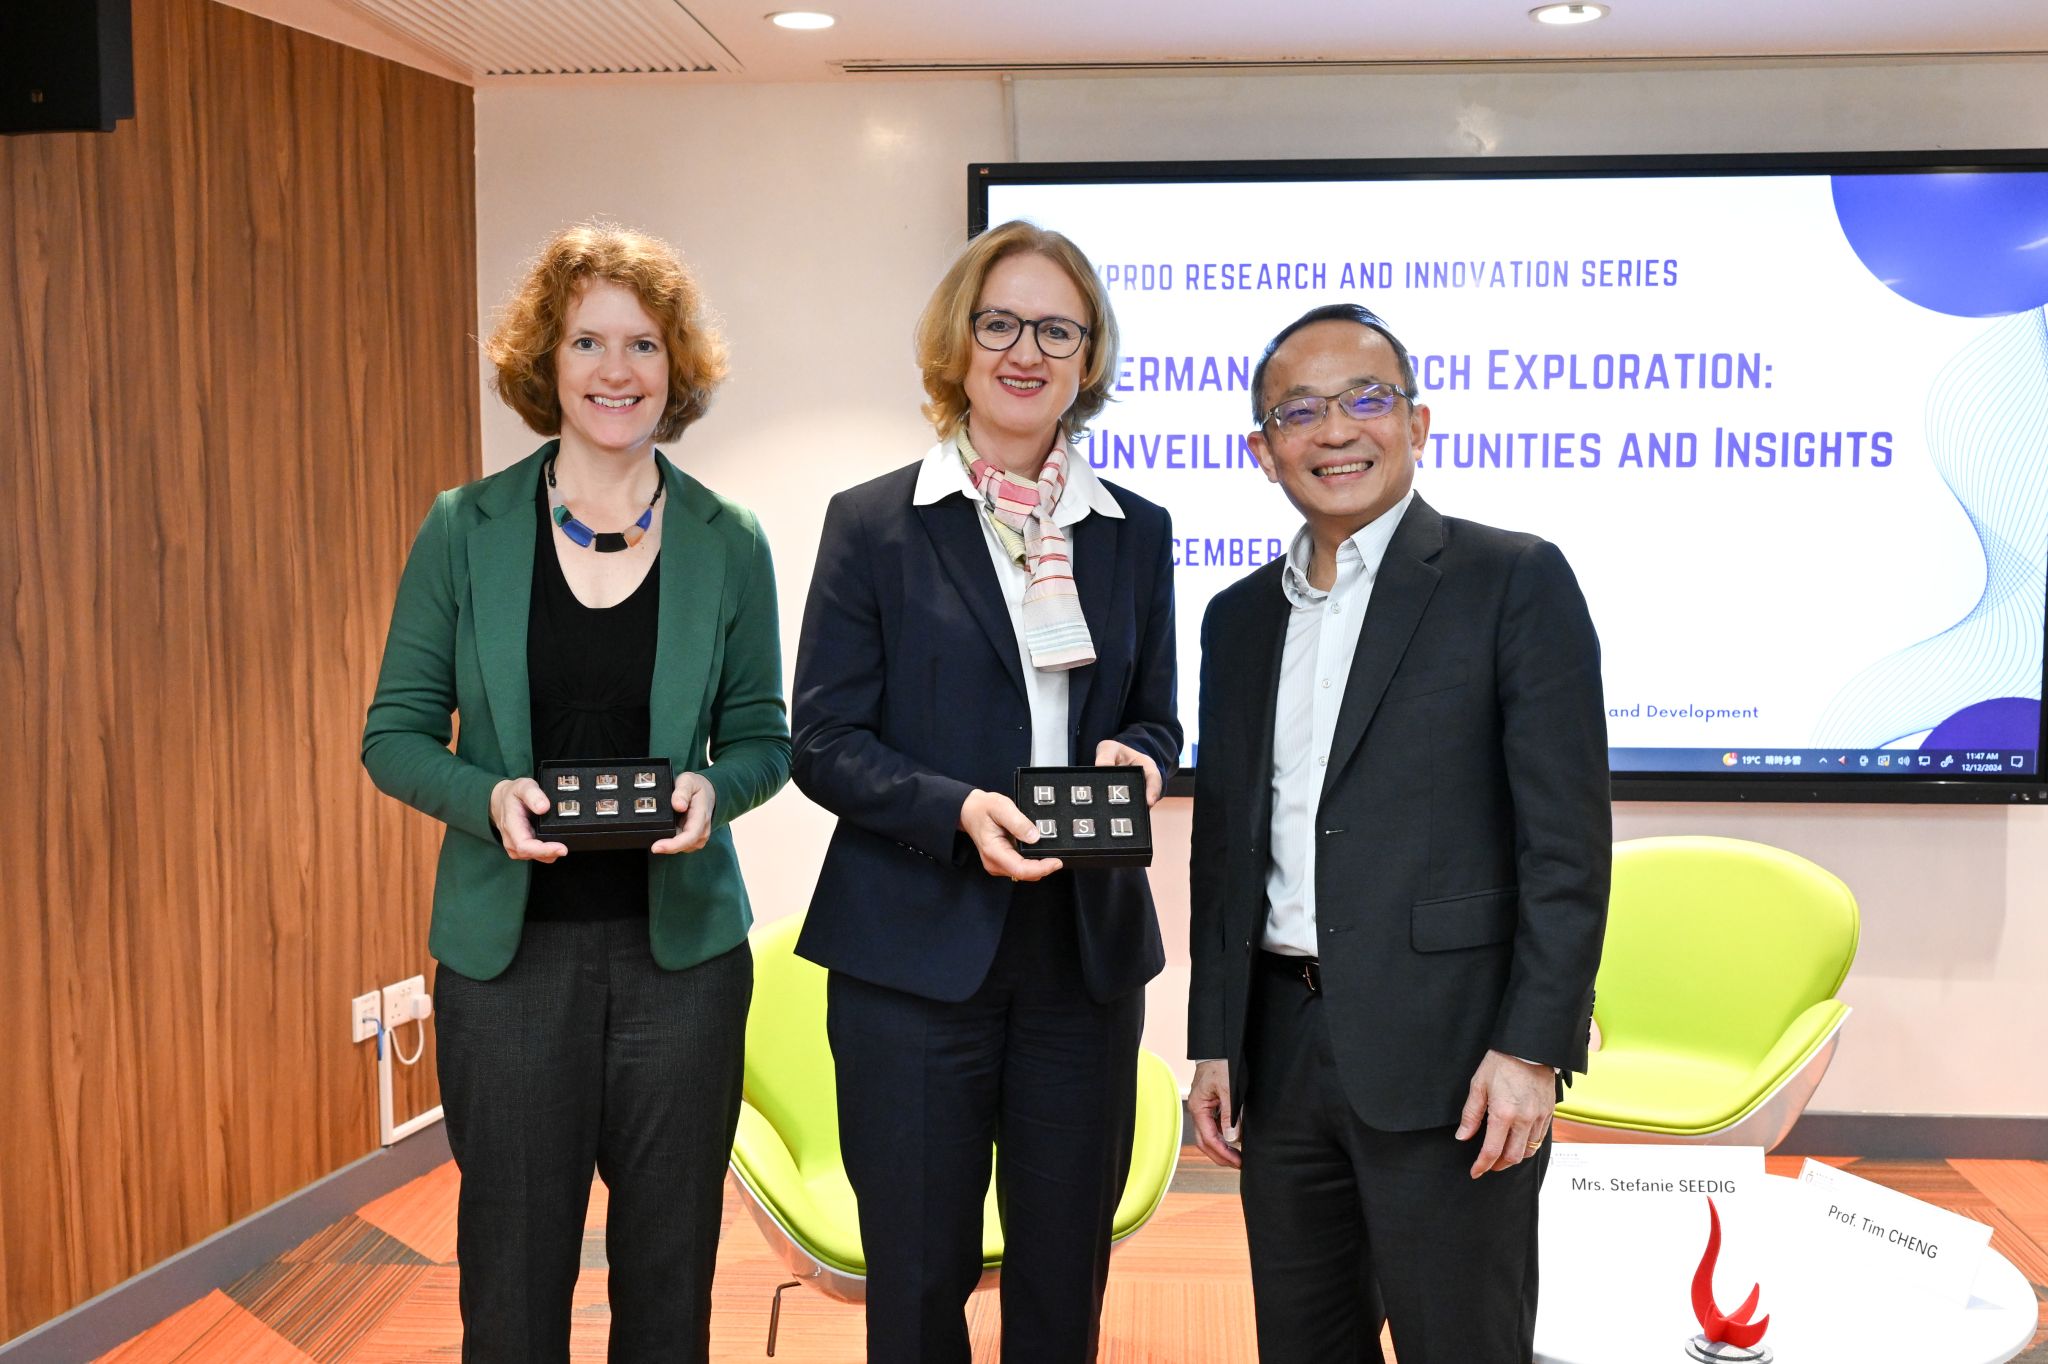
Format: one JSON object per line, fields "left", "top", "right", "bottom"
{"left": 351, "top": 991, "right": 381, "bottom": 1044}
{"left": 382, "top": 974, "right": 430, "bottom": 1031}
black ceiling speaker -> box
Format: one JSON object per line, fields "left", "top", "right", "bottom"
{"left": 0, "top": 0, "right": 136, "bottom": 135}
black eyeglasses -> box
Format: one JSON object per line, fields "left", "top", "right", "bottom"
{"left": 1260, "top": 382, "right": 1415, "bottom": 434}
{"left": 971, "top": 309, "right": 1090, "bottom": 360}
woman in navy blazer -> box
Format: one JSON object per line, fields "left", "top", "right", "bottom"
{"left": 791, "top": 221, "right": 1180, "bottom": 1363}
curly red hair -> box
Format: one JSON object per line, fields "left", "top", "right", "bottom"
{"left": 486, "top": 222, "right": 728, "bottom": 443}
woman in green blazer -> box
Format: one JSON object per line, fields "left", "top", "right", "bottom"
{"left": 363, "top": 223, "right": 788, "bottom": 1364}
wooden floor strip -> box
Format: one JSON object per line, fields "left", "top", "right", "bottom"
{"left": 331, "top": 1267, "right": 461, "bottom": 1364}
{"left": 93, "top": 1292, "right": 244, "bottom": 1363}
{"left": 355, "top": 1164, "right": 461, "bottom": 1266}
{"left": 96, "top": 1290, "right": 315, "bottom": 1364}
{"left": 1955, "top": 1160, "right": 2048, "bottom": 1246}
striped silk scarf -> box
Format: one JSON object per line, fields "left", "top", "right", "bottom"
{"left": 955, "top": 429, "right": 1097, "bottom": 671}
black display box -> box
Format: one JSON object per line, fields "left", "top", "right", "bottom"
{"left": 1013, "top": 765, "right": 1153, "bottom": 868}
{"left": 534, "top": 758, "right": 677, "bottom": 851}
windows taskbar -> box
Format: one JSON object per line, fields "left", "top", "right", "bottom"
{"left": 1611, "top": 747, "right": 2039, "bottom": 776}
{"left": 1164, "top": 746, "right": 2046, "bottom": 801}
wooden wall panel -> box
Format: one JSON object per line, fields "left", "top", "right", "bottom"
{"left": 0, "top": 0, "right": 476, "bottom": 1338}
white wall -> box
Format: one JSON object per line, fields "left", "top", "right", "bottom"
{"left": 475, "top": 59, "right": 2048, "bottom": 1118}
{"left": 1009, "top": 59, "right": 2048, "bottom": 160}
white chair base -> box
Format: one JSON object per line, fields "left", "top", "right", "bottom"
{"left": 1552, "top": 1015, "right": 1846, "bottom": 1152}
{"left": 727, "top": 1167, "right": 871, "bottom": 1303}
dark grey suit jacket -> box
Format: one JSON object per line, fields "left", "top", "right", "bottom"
{"left": 1186, "top": 494, "right": 1611, "bottom": 1131}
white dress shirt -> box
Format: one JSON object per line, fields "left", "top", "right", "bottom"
{"left": 911, "top": 439, "right": 1124, "bottom": 766}
{"left": 1263, "top": 490, "right": 1416, "bottom": 957}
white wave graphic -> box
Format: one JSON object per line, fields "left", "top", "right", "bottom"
{"left": 1812, "top": 308, "right": 2048, "bottom": 746}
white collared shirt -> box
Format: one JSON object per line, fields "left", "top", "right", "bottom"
{"left": 1263, "top": 490, "right": 1416, "bottom": 957}
{"left": 911, "top": 439, "right": 1124, "bottom": 767}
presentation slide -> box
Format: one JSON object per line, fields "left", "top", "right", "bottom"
{"left": 982, "top": 166, "right": 2048, "bottom": 786}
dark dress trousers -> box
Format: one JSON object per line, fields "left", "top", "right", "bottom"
{"left": 1187, "top": 495, "right": 1611, "bottom": 1364}
{"left": 792, "top": 456, "right": 1180, "bottom": 1363}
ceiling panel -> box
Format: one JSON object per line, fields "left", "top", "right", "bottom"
{"left": 326, "top": 0, "right": 2048, "bottom": 83}
{"left": 694, "top": 0, "right": 2048, "bottom": 82}
{"left": 342, "top": 0, "right": 741, "bottom": 76}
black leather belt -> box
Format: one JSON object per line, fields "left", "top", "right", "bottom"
{"left": 1260, "top": 950, "right": 1320, "bottom": 993}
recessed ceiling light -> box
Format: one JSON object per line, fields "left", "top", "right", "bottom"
{"left": 767, "top": 10, "right": 836, "bottom": 29}
{"left": 1529, "top": 3, "right": 1608, "bottom": 24}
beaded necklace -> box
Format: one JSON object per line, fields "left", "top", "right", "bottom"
{"left": 545, "top": 454, "right": 662, "bottom": 552}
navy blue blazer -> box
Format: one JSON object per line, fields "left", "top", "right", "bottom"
{"left": 792, "top": 455, "right": 1180, "bottom": 1004}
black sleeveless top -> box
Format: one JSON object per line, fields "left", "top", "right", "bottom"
{"left": 525, "top": 478, "right": 661, "bottom": 922}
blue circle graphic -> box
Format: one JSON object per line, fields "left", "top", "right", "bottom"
{"left": 1831, "top": 172, "right": 2048, "bottom": 317}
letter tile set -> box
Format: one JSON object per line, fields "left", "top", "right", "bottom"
{"left": 534, "top": 759, "right": 680, "bottom": 851}
{"left": 1012, "top": 765, "right": 1154, "bottom": 867}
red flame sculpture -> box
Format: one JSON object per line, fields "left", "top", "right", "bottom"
{"left": 1691, "top": 1196, "right": 1771, "bottom": 1348}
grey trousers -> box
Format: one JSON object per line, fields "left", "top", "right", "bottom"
{"left": 434, "top": 918, "right": 751, "bottom": 1364}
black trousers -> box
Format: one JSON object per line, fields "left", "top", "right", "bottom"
{"left": 826, "top": 878, "right": 1144, "bottom": 1364}
{"left": 1239, "top": 953, "right": 1547, "bottom": 1364}
{"left": 434, "top": 918, "right": 752, "bottom": 1364}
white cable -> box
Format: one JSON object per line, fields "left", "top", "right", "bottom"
{"left": 374, "top": 993, "right": 445, "bottom": 1147}
{"left": 392, "top": 1017, "right": 427, "bottom": 1066}
{"left": 392, "top": 993, "right": 433, "bottom": 1066}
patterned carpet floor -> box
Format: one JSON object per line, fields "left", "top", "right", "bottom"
{"left": 95, "top": 1150, "right": 2048, "bottom": 1362}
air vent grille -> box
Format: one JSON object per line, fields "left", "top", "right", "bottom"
{"left": 343, "top": 0, "right": 740, "bottom": 76}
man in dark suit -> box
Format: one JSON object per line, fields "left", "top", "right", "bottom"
{"left": 1185, "top": 303, "right": 1611, "bottom": 1364}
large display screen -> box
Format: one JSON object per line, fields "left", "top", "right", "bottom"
{"left": 974, "top": 154, "right": 2048, "bottom": 803}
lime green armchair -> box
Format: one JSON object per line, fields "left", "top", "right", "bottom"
{"left": 729, "top": 912, "right": 1182, "bottom": 1349}
{"left": 1553, "top": 836, "right": 1860, "bottom": 1150}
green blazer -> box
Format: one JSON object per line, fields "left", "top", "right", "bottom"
{"left": 362, "top": 442, "right": 791, "bottom": 980}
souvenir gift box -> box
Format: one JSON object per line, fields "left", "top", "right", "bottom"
{"left": 1012, "top": 765, "right": 1153, "bottom": 868}
{"left": 533, "top": 758, "right": 677, "bottom": 851}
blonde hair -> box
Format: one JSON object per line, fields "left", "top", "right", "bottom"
{"left": 486, "top": 221, "right": 728, "bottom": 443}
{"left": 914, "top": 220, "right": 1120, "bottom": 438}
